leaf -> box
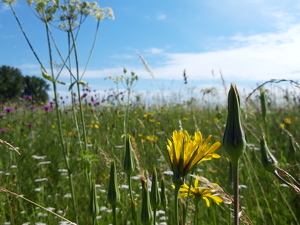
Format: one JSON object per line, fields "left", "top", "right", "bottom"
{"left": 68, "top": 81, "right": 77, "bottom": 91}
{"left": 42, "top": 71, "right": 55, "bottom": 82}
{"left": 42, "top": 71, "right": 65, "bottom": 85}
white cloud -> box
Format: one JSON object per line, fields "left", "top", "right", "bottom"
{"left": 0, "top": 4, "right": 10, "bottom": 13}
{"left": 157, "top": 14, "right": 167, "bottom": 20}
{"left": 143, "top": 23, "right": 300, "bottom": 82}
{"left": 145, "top": 48, "right": 164, "bottom": 54}
{"left": 20, "top": 24, "right": 300, "bottom": 87}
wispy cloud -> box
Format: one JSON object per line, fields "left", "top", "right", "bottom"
{"left": 20, "top": 23, "right": 300, "bottom": 86}
{"left": 145, "top": 48, "right": 164, "bottom": 54}
{"left": 0, "top": 4, "right": 10, "bottom": 13}
{"left": 143, "top": 23, "right": 300, "bottom": 82}
{"left": 157, "top": 13, "right": 167, "bottom": 20}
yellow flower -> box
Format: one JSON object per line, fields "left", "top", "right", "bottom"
{"left": 182, "top": 117, "right": 188, "bottom": 121}
{"left": 167, "top": 130, "right": 220, "bottom": 184}
{"left": 279, "top": 123, "right": 285, "bottom": 129}
{"left": 214, "top": 118, "right": 220, "bottom": 122}
{"left": 94, "top": 124, "right": 99, "bottom": 129}
{"left": 208, "top": 167, "right": 217, "bottom": 173}
{"left": 51, "top": 125, "right": 56, "bottom": 128}
{"left": 174, "top": 176, "right": 223, "bottom": 207}
{"left": 146, "top": 135, "right": 158, "bottom": 142}
{"left": 284, "top": 118, "right": 291, "bottom": 125}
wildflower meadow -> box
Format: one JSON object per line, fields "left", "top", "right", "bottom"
{"left": 0, "top": 1, "right": 299, "bottom": 225}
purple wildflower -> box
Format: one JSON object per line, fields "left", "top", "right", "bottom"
{"left": 24, "top": 95, "right": 32, "bottom": 100}
{"left": 1, "top": 129, "right": 7, "bottom": 132}
{"left": 49, "top": 101, "right": 55, "bottom": 106}
{"left": 3, "top": 108, "right": 14, "bottom": 113}
{"left": 26, "top": 123, "right": 34, "bottom": 127}
{"left": 29, "top": 106, "right": 36, "bottom": 110}
{"left": 42, "top": 106, "right": 52, "bottom": 111}
{"left": 0, "top": 114, "right": 6, "bottom": 118}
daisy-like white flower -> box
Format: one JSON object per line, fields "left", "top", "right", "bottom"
{"left": 167, "top": 130, "right": 220, "bottom": 185}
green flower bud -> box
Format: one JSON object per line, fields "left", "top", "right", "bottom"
{"left": 223, "top": 84, "right": 246, "bottom": 162}
{"left": 123, "top": 136, "right": 136, "bottom": 176}
{"left": 288, "top": 136, "right": 297, "bottom": 158}
{"left": 260, "top": 135, "right": 277, "bottom": 173}
{"left": 141, "top": 176, "right": 153, "bottom": 225}
{"left": 260, "top": 88, "right": 267, "bottom": 121}
{"left": 107, "top": 161, "right": 120, "bottom": 207}
{"left": 150, "top": 168, "right": 161, "bottom": 210}
{"left": 89, "top": 182, "right": 99, "bottom": 218}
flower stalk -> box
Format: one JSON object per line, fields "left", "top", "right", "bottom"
{"left": 141, "top": 176, "right": 153, "bottom": 225}
{"left": 123, "top": 136, "right": 137, "bottom": 224}
{"left": 107, "top": 161, "right": 120, "bottom": 225}
{"left": 150, "top": 167, "right": 160, "bottom": 225}
{"left": 223, "top": 84, "right": 246, "bottom": 225}
{"left": 166, "top": 130, "right": 221, "bottom": 225}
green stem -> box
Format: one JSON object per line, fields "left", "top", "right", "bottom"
{"left": 68, "top": 19, "right": 88, "bottom": 151}
{"left": 194, "top": 199, "right": 199, "bottom": 225}
{"left": 231, "top": 160, "right": 239, "bottom": 225}
{"left": 123, "top": 89, "right": 131, "bottom": 137}
{"left": 80, "top": 21, "right": 100, "bottom": 80}
{"left": 44, "top": 20, "right": 80, "bottom": 224}
{"left": 153, "top": 208, "right": 157, "bottom": 225}
{"left": 183, "top": 173, "right": 193, "bottom": 224}
{"left": 174, "top": 183, "right": 180, "bottom": 225}
{"left": 127, "top": 175, "right": 137, "bottom": 225}
{"left": 9, "top": 3, "right": 46, "bottom": 72}
{"left": 112, "top": 207, "right": 117, "bottom": 225}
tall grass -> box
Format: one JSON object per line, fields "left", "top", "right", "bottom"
{"left": 1, "top": 1, "right": 300, "bottom": 224}
{"left": 0, "top": 82, "right": 299, "bottom": 224}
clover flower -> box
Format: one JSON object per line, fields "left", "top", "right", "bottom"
{"left": 167, "top": 130, "right": 220, "bottom": 185}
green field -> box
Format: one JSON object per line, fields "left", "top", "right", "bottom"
{"left": 0, "top": 84, "right": 299, "bottom": 225}
{"left": 1, "top": 1, "right": 299, "bottom": 224}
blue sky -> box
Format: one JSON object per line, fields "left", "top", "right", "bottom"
{"left": 1, "top": 0, "right": 300, "bottom": 103}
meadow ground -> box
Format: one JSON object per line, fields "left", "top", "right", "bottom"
{"left": 0, "top": 85, "right": 299, "bottom": 225}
